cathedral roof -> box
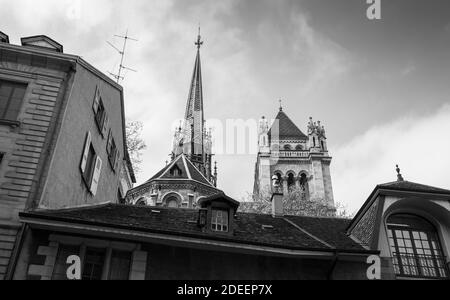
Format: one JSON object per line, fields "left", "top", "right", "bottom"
{"left": 268, "top": 109, "right": 307, "bottom": 141}
{"left": 147, "top": 154, "right": 214, "bottom": 187}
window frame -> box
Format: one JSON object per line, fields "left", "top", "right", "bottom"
{"left": 80, "top": 132, "right": 103, "bottom": 196}
{"left": 211, "top": 209, "right": 229, "bottom": 233}
{"left": 106, "top": 129, "right": 119, "bottom": 172}
{"left": 387, "top": 214, "right": 449, "bottom": 280}
{"left": 92, "top": 87, "right": 108, "bottom": 138}
{"left": 0, "top": 79, "right": 28, "bottom": 127}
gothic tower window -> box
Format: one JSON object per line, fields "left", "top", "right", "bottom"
{"left": 275, "top": 172, "right": 283, "bottom": 187}
{"left": 287, "top": 173, "right": 295, "bottom": 191}
{"left": 295, "top": 145, "right": 303, "bottom": 151}
{"left": 284, "top": 145, "right": 292, "bottom": 151}
{"left": 299, "top": 173, "right": 309, "bottom": 201}
{"left": 387, "top": 214, "right": 448, "bottom": 279}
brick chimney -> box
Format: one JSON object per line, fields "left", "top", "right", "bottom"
{"left": 271, "top": 175, "right": 284, "bottom": 218}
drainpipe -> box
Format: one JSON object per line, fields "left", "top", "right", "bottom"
{"left": 5, "top": 224, "right": 27, "bottom": 280}
{"left": 327, "top": 250, "right": 339, "bottom": 280}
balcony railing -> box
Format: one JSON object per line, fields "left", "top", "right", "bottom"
{"left": 392, "top": 253, "right": 449, "bottom": 279}
{"left": 272, "top": 151, "right": 311, "bottom": 158}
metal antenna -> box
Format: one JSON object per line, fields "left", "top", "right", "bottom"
{"left": 107, "top": 29, "right": 138, "bottom": 83}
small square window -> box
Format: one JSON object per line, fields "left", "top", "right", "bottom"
{"left": 0, "top": 80, "right": 27, "bottom": 123}
{"left": 211, "top": 209, "right": 229, "bottom": 233}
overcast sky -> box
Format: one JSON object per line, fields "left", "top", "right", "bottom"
{"left": 2, "top": 0, "right": 450, "bottom": 213}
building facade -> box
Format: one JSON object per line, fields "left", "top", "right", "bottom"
{"left": 254, "top": 108, "right": 334, "bottom": 208}
{"left": 12, "top": 168, "right": 450, "bottom": 280}
{"left": 0, "top": 33, "right": 135, "bottom": 280}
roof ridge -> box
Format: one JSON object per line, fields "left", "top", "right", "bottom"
{"left": 282, "top": 217, "right": 335, "bottom": 249}
{"left": 184, "top": 156, "right": 214, "bottom": 187}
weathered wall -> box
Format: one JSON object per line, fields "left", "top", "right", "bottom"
{"left": 39, "top": 63, "right": 125, "bottom": 209}
{"left": 0, "top": 50, "right": 71, "bottom": 279}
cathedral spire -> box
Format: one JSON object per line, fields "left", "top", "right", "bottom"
{"left": 171, "top": 28, "right": 214, "bottom": 182}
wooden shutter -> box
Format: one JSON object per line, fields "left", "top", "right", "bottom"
{"left": 90, "top": 156, "right": 102, "bottom": 196}
{"left": 114, "top": 149, "right": 120, "bottom": 171}
{"left": 92, "top": 88, "right": 100, "bottom": 113}
{"left": 80, "top": 132, "right": 92, "bottom": 173}
{"left": 106, "top": 130, "right": 112, "bottom": 155}
{"left": 102, "top": 113, "right": 109, "bottom": 137}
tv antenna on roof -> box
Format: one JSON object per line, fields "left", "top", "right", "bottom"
{"left": 107, "top": 29, "right": 138, "bottom": 84}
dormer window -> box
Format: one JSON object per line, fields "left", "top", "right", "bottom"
{"left": 169, "top": 165, "right": 182, "bottom": 177}
{"left": 387, "top": 214, "right": 448, "bottom": 279}
{"left": 211, "top": 209, "right": 229, "bottom": 232}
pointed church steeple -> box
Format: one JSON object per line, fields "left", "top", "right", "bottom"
{"left": 172, "top": 28, "right": 214, "bottom": 183}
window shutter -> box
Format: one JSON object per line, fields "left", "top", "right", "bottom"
{"left": 102, "top": 113, "right": 109, "bottom": 137}
{"left": 90, "top": 156, "right": 102, "bottom": 196}
{"left": 92, "top": 88, "right": 100, "bottom": 113}
{"left": 114, "top": 149, "right": 120, "bottom": 171}
{"left": 80, "top": 132, "right": 92, "bottom": 173}
{"left": 106, "top": 130, "right": 112, "bottom": 155}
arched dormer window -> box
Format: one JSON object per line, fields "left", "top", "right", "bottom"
{"left": 387, "top": 214, "right": 448, "bottom": 279}
{"left": 283, "top": 145, "right": 292, "bottom": 151}
{"left": 169, "top": 165, "right": 182, "bottom": 177}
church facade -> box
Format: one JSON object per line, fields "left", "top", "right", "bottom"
{"left": 254, "top": 109, "right": 334, "bottom": 209}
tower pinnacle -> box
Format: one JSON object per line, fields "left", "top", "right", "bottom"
{"left": 195, "top": 26, "right": 203, "bottom": 49}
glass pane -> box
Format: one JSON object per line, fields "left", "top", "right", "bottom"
{"left": 82, "top": 248, "right": 106, "bottom": 280}
{"left": 52, "top": 245, "right": 80, "bottom": 280}
{"left": 108, "top": 251, "right": 131, "bottom": 280}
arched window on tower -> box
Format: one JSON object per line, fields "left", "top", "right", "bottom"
{"left": 387, "top": 214, "right": 448, "bottom": 279}
{"left": 295, "top": 145, "right": 303, "bottom": 151}
{"left": 284, "top": 145, "right": 292, "bottom": 151}
{"left": 287, "top": 173, "right": 295, "bottom": 192}
{"left": 299, "top": 173, "right": 309, "bottom": 201}
{"left": 275, "top": 172, "right": 283, "bottom": 188}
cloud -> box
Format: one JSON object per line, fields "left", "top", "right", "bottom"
{"left": 331, "top": 104, "right": 450, "bottom": 213}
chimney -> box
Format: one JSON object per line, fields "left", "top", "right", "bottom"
{"left": 0, "top": 31, "right": 9, "bottom": 43}
{"left": 271, "top": 175, "right": 284, "bottom": 218}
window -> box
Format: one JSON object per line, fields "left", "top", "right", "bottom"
{"left": 166, "top": 196, "right": 179, "bottom": 208}
{"left": 108, "top": 250, "right": 131, "bottom": 280}
{"left": 287, "top": 173, "right": 295, "bottom": 191}
{"left": 52, "top": 245, "right": 80, "bottom": 280}
{"left": 0, "top": 152, "right": 4, "bottom": 165}
{"left": 387, "top": 214, "right": 448, "bottom": 279}
{"left": 169, "top": 165, "right": 182, "bottom": 177}
{"left": 295, "top": 145, "right": 303, "bottom": 151}
{"left": 92, "top": 87, "right": 108, "bottom": 137}
{"left": 211, "top": 209, "right": 229, "bottom": 232}
{"left": 106, "top": 130, "right": 119, "bottom": 171}
{"left": 283, "top": 145, "right": 292, "bottom": 151}
{"left": 299, "top": 173, "right": 309, "bottom": 201}
{"left": 82, "top": 248, "right": 106, "bottom": 280}
{"left": 80, "top": 132, "right": 102, "bottom": 195}
{"left": 0, "top": 80, "right": 27, "bottom": 123}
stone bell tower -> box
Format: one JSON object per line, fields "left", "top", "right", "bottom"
{"left": 253, "top": 105, "right": 335, "bottom": 208}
